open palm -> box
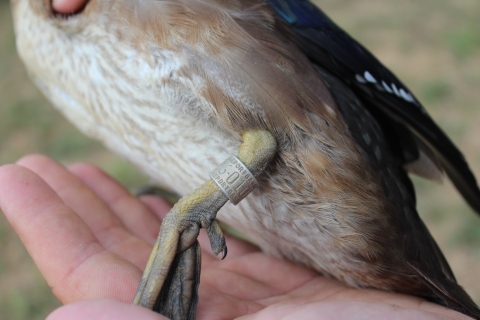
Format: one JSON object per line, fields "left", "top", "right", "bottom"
{"left": 0, "top": 155, "right": 468, "bottom": 320}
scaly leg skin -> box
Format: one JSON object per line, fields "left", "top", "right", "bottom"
{"left": 133, "top": 130, "right": 277, "bottom": 320}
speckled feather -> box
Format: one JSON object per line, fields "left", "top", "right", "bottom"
{"left": 11, "top": 0, "right": 480, "bottom": 317}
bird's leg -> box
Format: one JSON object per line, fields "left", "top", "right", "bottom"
{"left": 133, "top": 130, "right": 277, "bottom": 319}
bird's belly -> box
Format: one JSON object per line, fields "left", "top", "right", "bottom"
{"left": 99, "top": 121, "right": 387, "bottom": 288}
{"left": 92, "top": 110, "right": 242, "bottom": 196}
{"left": 91, "top": 112, "right": 375, "bottom": 286}
{"left": 220, "top": 196, "right": 371, "bottom": 284}
{"left": 46, "top": 82, "right": 390, "bottom": 289}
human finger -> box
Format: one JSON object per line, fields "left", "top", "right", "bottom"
{"left": 46, "top": 299, "right": 167, "bottom": 320}
{"left": 238, "top": 300, "right": 447, "bottom": 320}
{"left": 218, "top": 252, "right": 317, "bottom": 294}
{"left": 138, "top": 195, "right": 174, "bottom": 221}
{"left": 0, "top": 164, "right": 141, "bottom": 304}
{"left": 69, "top": 163, "right": 162, "bottom": 245}
{"left": 17, "top": 155, "right": 151, "bottom": 269}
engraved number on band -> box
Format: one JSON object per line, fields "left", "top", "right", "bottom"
{"left": 210, "top": 155, "right": 258, "bottom": 205}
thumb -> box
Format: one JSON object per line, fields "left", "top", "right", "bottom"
{"left": 47, "top": 299, "right": 167, "bottom": 320}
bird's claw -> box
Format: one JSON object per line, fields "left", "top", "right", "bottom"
{"left": 204, "top": 218, "right": 227, "bottom": 258}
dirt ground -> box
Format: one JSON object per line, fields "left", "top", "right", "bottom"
{"left": 0, "top": 0, "right": 479, "bottom": 319}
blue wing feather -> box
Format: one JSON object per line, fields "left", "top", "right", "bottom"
{"left": 267, "top": 0, "right": 480, "bottom": 214}
{"left": 268, "top": 0, "right": 335, "bottom": 28}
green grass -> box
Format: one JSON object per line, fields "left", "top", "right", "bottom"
{"left": 1, "top": 0, "right": 480, "bottom": 318}
{"left": 447, "top": 22, "right": 480, "bottom": 60}
{"left": 420, "top": 79, "right": 452, "bottom": 105}
{"left": 455, "top": 213, "right": 480, "bottom": 246}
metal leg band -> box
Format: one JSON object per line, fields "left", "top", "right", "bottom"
{"left": 209, "top": 154, "right": 258, "bottom": 205}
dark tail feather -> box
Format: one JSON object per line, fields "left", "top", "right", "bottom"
{"left": 422, "top": 275, "right": 480, "bottom": 319}
{"left": 409, "top": 221, "right": 480, "bottom": 319}
{"left": 438, "top": 279, "right": 480, "bottom": 320}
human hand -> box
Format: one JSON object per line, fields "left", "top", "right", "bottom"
{"left": 0, "top": 155, "right": 469, "bottom": 319}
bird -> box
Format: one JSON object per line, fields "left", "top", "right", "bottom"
{"left": 10, "top": 0, "right": 480, "bottom": 318}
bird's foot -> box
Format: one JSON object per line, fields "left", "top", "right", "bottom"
{"left": 133, "top": 179, "right": 228, "bottom": 320}
{"left": 133, "top": 130, "right": 277, "bottom": 320}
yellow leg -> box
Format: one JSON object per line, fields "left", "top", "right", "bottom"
{"left": 133, "top": 130, "right": 277, "bottom": 319}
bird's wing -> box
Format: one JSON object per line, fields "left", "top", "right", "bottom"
{"left": 266, "top": 0, "right": 480, "bottom": 214}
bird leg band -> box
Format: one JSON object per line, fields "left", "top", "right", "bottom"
{"left": 210, "top": 154, "right": 258, "bottom": 205}
{"left": 133, "top": 130, "right": 277, "bottom": 320}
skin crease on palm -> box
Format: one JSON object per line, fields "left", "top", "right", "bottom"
{"left": 0, "top": 0, "right": 471, "bottom": 319}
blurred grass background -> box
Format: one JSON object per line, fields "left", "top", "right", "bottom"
{"left": 1, "top": 0, "right": 479, "bottom": 318}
